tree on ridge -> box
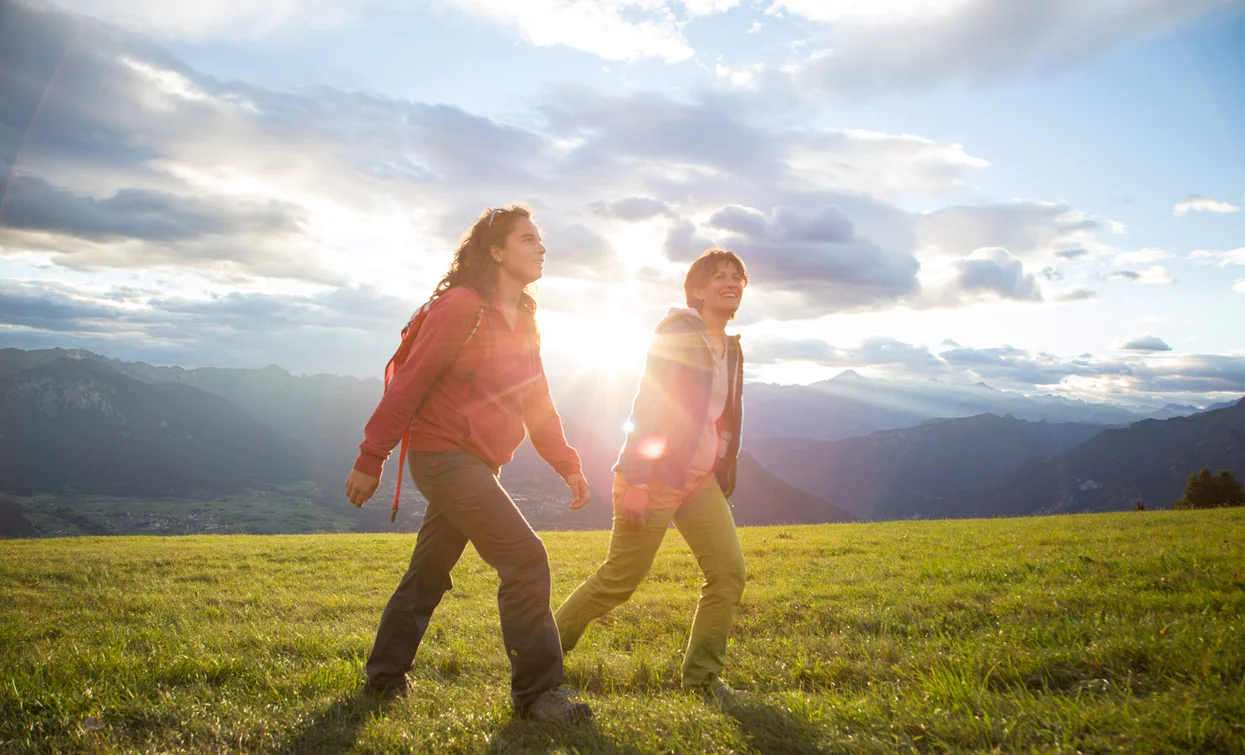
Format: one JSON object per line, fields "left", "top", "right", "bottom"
{"left": 1174, "top": 468, "right": 1244, "bottom": 509}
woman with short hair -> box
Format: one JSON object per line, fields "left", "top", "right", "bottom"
{"left": 556, "top": 248, "right": 750, "bottom": 703}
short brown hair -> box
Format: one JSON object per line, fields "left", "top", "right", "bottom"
{"left": 684, "top": 248, "right": 748, "bottom": 310}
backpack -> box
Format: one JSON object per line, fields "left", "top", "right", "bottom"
{"left": 383, "top": 295, "right": 485, "bottom": 522}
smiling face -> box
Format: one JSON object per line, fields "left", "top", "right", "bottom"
{"left": 691, "top": 259, "right": 746, "bottom": 318}
{"left": 491, "top": 216, "right": 546, "bottom": 287}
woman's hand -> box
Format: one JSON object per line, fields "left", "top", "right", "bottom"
{"left": 345, "top": 468, "right": 381, "bottom": 507}
{"left": 620, "top": 484, "right": 648, "bottom": 529}
{"left": 566, "top": 472, "right": 591, "bottom": 510}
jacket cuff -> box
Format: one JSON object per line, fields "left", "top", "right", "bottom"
{"left": 555, "top": 453, "right": 583, "bottom": 480}
{"left": 353, "top": 452, "right": 386, "bottom": 478}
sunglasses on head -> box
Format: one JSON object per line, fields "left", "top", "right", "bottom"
{"left": 486, "top": 208, "right": 505, "bottom": 227}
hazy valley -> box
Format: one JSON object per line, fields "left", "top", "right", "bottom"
{"left": 2, "top": 347, "right": 1241, "bottom": 537}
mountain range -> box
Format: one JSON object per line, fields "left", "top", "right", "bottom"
{"left": 962, "top": 397, "right": 1245, "bottom": 516}
{"left": 749, "top": 413, "right": 1107, "bottom": 520}
{"left": 0, "top": 350, "right": 308, "bottom": 496}
{"left": 1, "top": 348, "right": 852, "bottom": 531}
{"left": 1, "top": 347, "right": 1240, "bottom": 536}
{"left": 743, "top": 370, "right": 1169, "bottom": 442}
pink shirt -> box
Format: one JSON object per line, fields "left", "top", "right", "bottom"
{"left": 685, "top": 333, "right": 729, "bottom": 483}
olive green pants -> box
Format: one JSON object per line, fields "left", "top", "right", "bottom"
{"left": 554, "top": 473, "right": 746, "bottom": 688}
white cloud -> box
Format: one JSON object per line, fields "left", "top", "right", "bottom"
{"left": 441, "top": 0, "right": 695, "bottom": 62}
{"left": 918, "top": 201, "right": 1109, "bottom": 262}
{"left": 786, "top": 0, "right": 1235, "bottom": 95}
{"left": 939, "top": 345, "right": 1245, "bottom": 397}
{"left": 1114, "top": 335, "right": 1172, "bottom": 352}
{"left": 1052, "top": 287, "right": 1097, "bottom": 302}
{"left": 751, "top": 335, "right": 1245, "bottom": 400}
{"left": 48, "top": 0, "right": 364, "bottom": 39}
{"left": 119, "top": 57, "right": 213, "bottom": 103}
{"left": 46, "top": 0, "right": 1235, "bottom": 79}
{"left": 1108, "top": 267, "right": 1177, "bottom": 285}
{"left": 680, "top": 204, "right": 923, "bottom": 317}
{"left": 1133, "top": 266, "right": 1178, "bottom": 285}
{"left": 772, "top": 0, "right": 967, "bottom": 24}
{"left": 949, "top": 247, "right": 1042, "bottom": 302}
{"left": 1234, "top": 279, "right": 1245, "bottom": 295}
{"left": 748, "top": 334, "right": 941, "bottom": 369}
{"left": 715, "top": 61, "right": 766, "bottom": 88}
{"left": 1189, "top": 248, "right": 1245, "bottom": 267}
{"left": 50, "top": 0, "right": 700, "bottom": 61}
{"left": 683, "top": 0, "right": 742, "bottom": 16}
{"left": 787, "top": 130, "right": 989, "bottom": 198}
{"left": 1113, "top": 248, "right": 1171, "bottom": 265}
{"left": 1173, "top": 193, "right": 1241, "bottom": 216}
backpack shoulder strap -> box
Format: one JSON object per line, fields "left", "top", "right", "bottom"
{"left": 389, "top": 298, "right": 486, "bottom": 523}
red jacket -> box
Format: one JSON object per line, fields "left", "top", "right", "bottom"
{"left": 353, "top": 286, "right": 581, "bottom": 480}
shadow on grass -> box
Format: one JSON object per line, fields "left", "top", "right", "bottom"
{"left": 721, "top": 697, "right": 826, "bottom": 755}
{"left": 278, "top": 692, "right": 389, "bottom": 755}
{"left": 486, "top": 717, "right": 636, "bottom": 755}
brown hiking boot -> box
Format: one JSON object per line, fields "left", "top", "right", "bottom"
{"left": 520, "top": 686, "right": 593, "bottom": 723}
{"left": 362, "top": 677, "right": 410, "bottom": 701}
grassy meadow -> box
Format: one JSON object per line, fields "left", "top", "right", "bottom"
{"left": 2, "top": 508, "right": 1243, "bottom": 754}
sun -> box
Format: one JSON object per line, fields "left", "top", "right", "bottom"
{"left": 533, "top": 220, "right": 675, "bottom": 380}
{"left": 538, "top": 305, "right": 651, "bottom": 379}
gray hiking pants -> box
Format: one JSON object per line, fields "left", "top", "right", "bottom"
{"left": 364, "top": 450, "right": 564, "bottom": 708}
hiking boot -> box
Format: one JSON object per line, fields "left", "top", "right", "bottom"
{"left": 362, "top": 677, "right": 410, "bottom": 701}
{"left": 694, "top": 680, "right": 746, "bottom": 706}
{"left": 520, "top": 686, "right": 593, "bottom": 723}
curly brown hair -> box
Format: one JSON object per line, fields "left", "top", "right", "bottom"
{"left": 432, "top": 204, "right": 538, "bottom": 319}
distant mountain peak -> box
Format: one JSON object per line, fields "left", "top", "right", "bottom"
{"left": 833, "top": 369, "right": 869, "bottom": 383}
{"left": 46, "top": 347, "right": 104, "bottom": 363}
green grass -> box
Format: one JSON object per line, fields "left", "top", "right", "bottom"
{"left": 2, "top": 509, "right": 1243, "bottom": 753}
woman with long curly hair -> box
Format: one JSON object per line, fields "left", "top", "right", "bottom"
{"left": 344, "top": 204, "right": 593, "bottom": 722}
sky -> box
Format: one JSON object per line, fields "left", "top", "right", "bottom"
{"left": 1, "top": 0, "right": 1243, "bottom": 408}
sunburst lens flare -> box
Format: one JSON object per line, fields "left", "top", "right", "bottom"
{"left": 637, "top": 436, "right": 667, "bottom": 460}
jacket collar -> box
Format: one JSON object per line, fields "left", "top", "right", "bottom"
{"left": 658, "top": 307, "right": 740, "bottom": 354}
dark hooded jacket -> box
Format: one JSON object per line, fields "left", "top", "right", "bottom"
{"left": 614, "top": 307, "right": 744, "bottom": 497}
